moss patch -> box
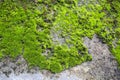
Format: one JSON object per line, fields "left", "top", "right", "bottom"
{"left": 0, "top": 0, "right": 120, "bottom": 73}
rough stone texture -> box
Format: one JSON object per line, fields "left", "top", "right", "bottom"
{"left": 83, "top": 35, "right": 120, "bottom": 80}
{"left": 0, "top": 56, "right": 28, "bottom": 76}
{"left": 0, "top": 35, "right": 120, "bottom": 80}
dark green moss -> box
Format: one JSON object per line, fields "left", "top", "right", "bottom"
{"left": 49, "top": 61, "right": 63, "bottom": 73}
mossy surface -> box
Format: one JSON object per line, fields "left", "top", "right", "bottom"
{"left": 0, "top": 0, "right": 120, "bottom": 73}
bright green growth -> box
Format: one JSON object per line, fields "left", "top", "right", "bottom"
{"left": 111, "top": 43, "right": 120, "bottom": 67}
{"left": 0, "top": 0, "right": 120, "bottom": 73}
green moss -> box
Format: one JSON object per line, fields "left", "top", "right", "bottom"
{"left": 111, "top": 44, "right": 120, "bottom": 66}
{"left": 0, "top": 0, "right": 120, "bottom": 73}
{"left": 0, "top": 52, "right": 3, "bottom": 59}
{"left": 49, "top": 61, "right": 63, "bottom": 73}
